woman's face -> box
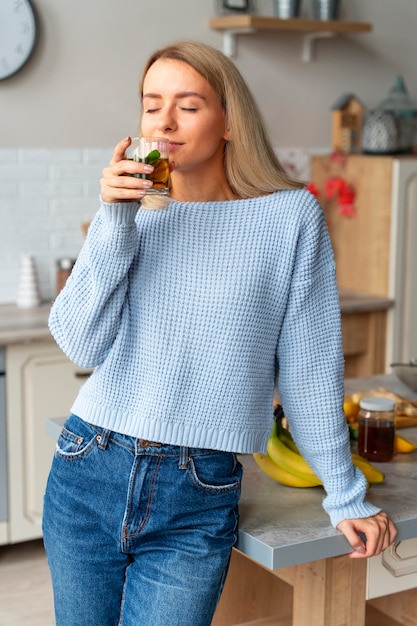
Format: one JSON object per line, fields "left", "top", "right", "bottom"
{"left": 141, "top": 58, "right": 229, "bottom": 175}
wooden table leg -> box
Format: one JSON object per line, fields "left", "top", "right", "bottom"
{"left": 275, "top": 556, "right": 367, "bottom": 626}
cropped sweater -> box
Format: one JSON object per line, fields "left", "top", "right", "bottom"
{"left": 49, "top": 189, "right": 381, "bottom": 527}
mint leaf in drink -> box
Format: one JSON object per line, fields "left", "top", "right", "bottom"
{"left": 145, "top": 149, "right": 161, "bottom": 165}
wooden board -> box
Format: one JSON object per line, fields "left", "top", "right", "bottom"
{"left": 209, "top": 15, "right": 372, "bottom": 34}
{"left": 311, "top": 155, "right": 393, "bottom": 297}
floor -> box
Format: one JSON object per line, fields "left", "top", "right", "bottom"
{"left": 0, "top": 540, "right": 55, "bottom": 626}
{"left": 0, "top": 540, "right": 405, "bottom": 626}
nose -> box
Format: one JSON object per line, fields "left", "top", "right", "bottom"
{"left": 156, "top": 106, "right": 177, "bottom": 133}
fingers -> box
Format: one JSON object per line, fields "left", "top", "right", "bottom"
{"left": 337, "top": 513, "right": 397, "bottom": 559}
{"left": 100, "top": 175, "right": 153, "bottom": 204}
{"left": 101, "top": 138, "right": 155, "bottom": 203}
{"left": 337, "top": 520, "right": 366, "bottom": 557}
{"left": 109, "top": 137, "right": 132, "bottom": 165}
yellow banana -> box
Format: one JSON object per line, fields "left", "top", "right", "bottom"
{"left": 266, "top": 435, "right": 323, "bottom": 486}
{"left": 351, "top": 453, "right": 385, "bottom": 484}
{"left": 272, "top": 408, "right": 300, "bottom": 454}
{"left": 278, "top": 426, "right": 300, "bottom": 454}
{"left": 394, "top": 434, "right": 417, "bottom": 453}
{"left": 269, "top": 405, "right": 384, "bottom": 488}
{"left": 253, "top": 453, "right": 320, "bottom": 488}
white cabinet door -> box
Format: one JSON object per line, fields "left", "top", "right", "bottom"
{"left": 387, "top": 159, "right": 417, "bottom": 365}
{"left": 6, "top": 340, "right": 90, "bottom": 543}
{"left": 367, "top": 538, "right": 417, "bottom": 599}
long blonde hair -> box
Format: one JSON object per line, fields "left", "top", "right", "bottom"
{"left": 140, "top": 40, "right": 304, "bottom": 201}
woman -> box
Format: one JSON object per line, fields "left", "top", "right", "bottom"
{"left": 43, "top": 40, "right": 396, "bottom": 626}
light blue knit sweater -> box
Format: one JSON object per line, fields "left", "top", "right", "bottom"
{"left": 49, "top": 189, "right": 381, "bottom": 527}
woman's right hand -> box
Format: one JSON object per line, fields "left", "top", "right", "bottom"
{"left": 100, "top": 137, "right": 155, "bottom": 203}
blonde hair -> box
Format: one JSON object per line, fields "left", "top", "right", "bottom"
{"left": 140, "top": 40, "right": 303, "bottom": 204}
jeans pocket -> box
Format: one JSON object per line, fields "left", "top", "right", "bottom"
{"left": 55, "top": 414, "right": 99, "bottom": 461}
{"left": 187, "top": 451, "right": 242, "bottom": 495}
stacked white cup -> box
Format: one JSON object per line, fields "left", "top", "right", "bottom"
{"left": 16, "top": 253, "right": 41, "bottom": 308}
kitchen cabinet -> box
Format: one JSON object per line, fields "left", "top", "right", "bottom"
{"left": 340, "top": 291, "right": 392, "bottom": 378}
{"left": 209, "top": 15, "right": 372, "bottom": 60}
{"left": 0, "top": 348, "right": 7, "bottom": 545}
{"left": 311, "top": 154, "right": 417, "bottom": 368}
{"left": 4, "top": 339, "right": 90, "bottom": 544}
{"left": 341, "top": 310, "right": 387, "bottom": 378}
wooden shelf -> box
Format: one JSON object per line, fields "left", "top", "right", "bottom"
{"left": 209, "top": 15, "right": 372, "bottom": 61}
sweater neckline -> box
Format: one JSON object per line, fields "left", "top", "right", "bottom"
{"left": 167, "top": 190, "right": 283, "bottom": 208}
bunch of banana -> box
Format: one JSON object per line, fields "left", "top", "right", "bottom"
{"left": 253, "top": 407, "right": 385, "bottom": 488}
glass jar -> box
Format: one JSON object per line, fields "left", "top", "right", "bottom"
{"left": 357, "top": 397, "right": 395, "bottom": 462}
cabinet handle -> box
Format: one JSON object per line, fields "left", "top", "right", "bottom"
{"left": 382, "top": 540, "right": 417, "bottom": 577}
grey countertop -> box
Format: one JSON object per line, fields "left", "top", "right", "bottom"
{"left": 0, "top": 290, "right": 392, "bottom": 345}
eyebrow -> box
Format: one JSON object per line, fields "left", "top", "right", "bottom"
{"left": 143, "top": 91, "right": 207, "bottom": 101}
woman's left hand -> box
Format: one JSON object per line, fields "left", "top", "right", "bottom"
{"left": 337, "top": 511, "right": 397, "bottom": 558}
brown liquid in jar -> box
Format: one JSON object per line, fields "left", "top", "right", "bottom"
{"left": 358, "top": 418, "right": 395, "bottom": 462}
{"left": 357, "top": 396, "right": 395, "bottom": 462}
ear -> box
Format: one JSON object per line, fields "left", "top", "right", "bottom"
{"left": 223, "top": 127, "right": 232, "bottom": 141}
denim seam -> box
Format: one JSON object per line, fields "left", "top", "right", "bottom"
{"left": 121, "top": 455, "right": 162, "bottom": 550}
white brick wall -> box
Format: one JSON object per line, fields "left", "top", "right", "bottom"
{"left": 0, "top": 147, "right": 312, "bottom": 305}
{"left": 0, "top": 148, "right": 112, "bottom": 304}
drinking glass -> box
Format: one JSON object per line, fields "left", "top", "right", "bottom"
{"left": 125, "top": 137, "right": 170, "bottom": 195}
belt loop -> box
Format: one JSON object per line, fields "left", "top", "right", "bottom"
{"left": 96, "top": 428, "right": 111, "bottom": 450}
{"left": 179, "top": 446, "right": 189, "bottom": 469}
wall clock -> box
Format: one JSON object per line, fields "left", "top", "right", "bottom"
{"left": 0, "top": 0, "right": 39, "bottom": 81}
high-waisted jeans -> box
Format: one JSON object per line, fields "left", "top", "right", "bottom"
{"left": 42, "top": 414, "right": 242, "bottom": 626}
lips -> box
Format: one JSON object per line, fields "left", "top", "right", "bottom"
{"left": 168, "top": 142, "right": 183, "bottom": 151}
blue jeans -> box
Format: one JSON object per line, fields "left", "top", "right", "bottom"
{"left": 42, "top": 414, "right": 242, "bottom": 626}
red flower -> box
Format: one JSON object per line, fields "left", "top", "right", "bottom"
{"left": 306, "top": 182, "right": 320, "bottom": 199}
{"left": 329, "top": 150, "right": 347, "bottom": 166}
{"left": 324, "top": 176, "right": 343, "bottom": 199}
{"left": 338, "top": 203, "right": 356, "bottom": 217}
{"left": 320, "top": 175, "right": 357, "bottom": 218}
{"left": 308, "top": 172, "right": 356, "bottom": 218}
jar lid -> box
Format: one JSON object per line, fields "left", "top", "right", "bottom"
{"left": 359, "top": 397, "right": 395, "bottom": 412}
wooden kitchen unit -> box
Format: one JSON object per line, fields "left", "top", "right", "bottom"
{"left": 311, "top": 155, "right": 394, "bottom": 297}
{"left": 312, "top": 154, "right": 417, "bottom": 370}
{"left": 0, "top": 303, "right": 90, "bottom": 544}
{"left": 340, "top": 291, "right": 392, "bottom": 378}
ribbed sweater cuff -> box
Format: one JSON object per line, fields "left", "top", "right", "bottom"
{"left": 100, "top": 198, "right": 140, "bottom": 225}
{"left": 328, "top": 501, "right": 382, "bottom": 529}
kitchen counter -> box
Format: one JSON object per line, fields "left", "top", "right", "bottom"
{"left": 0, "top": 302, "right": 53, "bottom": 344}
{"left": 212, "top": 374, "right": 417, "bottom": 625}
{"left": 0, "top": 291, "right": 392, "bottom": 346}
{"left": 237, "top": 373, "right": 416, "bottom": 571}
